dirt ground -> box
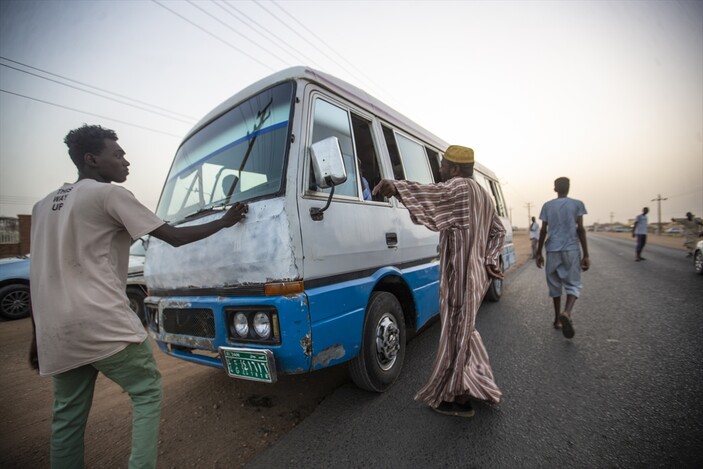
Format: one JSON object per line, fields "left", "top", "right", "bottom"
{"left": 0, "top": 230, "right": 685, "bottom": 468}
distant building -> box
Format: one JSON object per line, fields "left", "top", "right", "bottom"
{"left": 0, "top": 217, "right": 20, "bottom": 244}
{"left": 0, "top": 215, "right": 31, "bottom": 258}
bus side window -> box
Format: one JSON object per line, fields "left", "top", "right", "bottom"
{"left": 473, "top": 173, "right": 490, "bottom": 193}
{"left": 309, "top": 98, "right": 359, "bottom": 198}
{"left": 382, "top": 125, "right": 405, "bottom": 181}
{"left": 487, "top": 179, "right": 507, "bottom": 217}
{"left": 426, "top": 147, "right": 441, "bottom": 183}
{"left": 351, "top": 114, "right": 384, "bottom": 201}
{"left": 396, "top": 133, "right": 432, "bottom": 184}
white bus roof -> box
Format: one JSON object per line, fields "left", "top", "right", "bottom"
{"left": 183, "top": 66, "right": 496, "bottom": 179}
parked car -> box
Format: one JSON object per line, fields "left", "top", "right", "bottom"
{"left": 0, "top": 255, "right": 31, "bottom": 320}
{"left": 665, "top": 227, "right": 684, "bottom": 234}
{"left": 127, "top": 239, "right": 147, "bottom": 322}
{"left": 695, "top": 239, "right": 703, "bottom": 275}
{"left": 0, "top": 239, "right": 147, "bottom": 322}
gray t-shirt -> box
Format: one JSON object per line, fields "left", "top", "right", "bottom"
{"left": 30, "top": 179, "right": 165, "bottom": 376}
{"left": 539, "top": 197, "right": 587, "bottom": 252}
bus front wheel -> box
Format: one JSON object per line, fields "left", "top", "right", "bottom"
{"left": 349, "top": 292, "right": 406, "bottom": 393}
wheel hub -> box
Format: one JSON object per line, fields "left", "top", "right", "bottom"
{"left": 375, "top": 314, "right": 400, "bottom": 371}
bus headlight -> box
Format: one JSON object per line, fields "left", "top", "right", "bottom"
{"left": 232, "top": 312, "right": 249, "bottom": 337}
{"left": 253, "top": 312, "right": 271, "bottom": 339}
{"left": 225, "top": 307, "right": 280, "bottom": 344}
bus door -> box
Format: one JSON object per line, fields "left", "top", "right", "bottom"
{"left": 297, "top": 93, "right": 402, "bottom": 368}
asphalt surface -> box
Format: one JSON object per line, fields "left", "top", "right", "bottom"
{"left": 246, "top": 235, "right": 703, "bottom": 468}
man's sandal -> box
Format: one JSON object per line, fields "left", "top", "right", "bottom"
{"left": 559, "top": 313, "right": 575, "bottom": 339}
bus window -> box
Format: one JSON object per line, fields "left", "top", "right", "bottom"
{"left": 351, "top": 114, "right": 383, "bottom": 202}
{"left": 309, "top": 98, "right": 359, "bottom": 198}
{"left": 396, "top": 134, "right": 432, "bottom": 184}
{"left": 426, "top": 147, "right": 441, "bottom": 183}
{"left": 473, "top": 173, "right": 490, "bottom": 193}
{"left": 487, "top": 179, "right": 507, "bottom": 217}
{"left": 382, "top": 125, "right": 405, "bottom": 181}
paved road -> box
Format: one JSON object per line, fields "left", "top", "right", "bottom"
{"left": 246, "top": 234, "right": 703, "bottom": 468}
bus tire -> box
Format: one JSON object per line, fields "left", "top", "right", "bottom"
{"left": 349, "top": 291, "right": 406, "bottom": 393}
{"left": 484, "top": 259, "right": 504, "bottom": 302}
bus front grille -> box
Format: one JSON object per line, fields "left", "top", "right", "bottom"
{"left": 162, "top": 308, "right": 215, "bottom": 338}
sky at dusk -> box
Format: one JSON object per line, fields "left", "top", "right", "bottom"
{"left": 1, "top": 0, "right": 701, "bottom": 228}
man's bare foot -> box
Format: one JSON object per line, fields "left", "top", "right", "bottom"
{"left": 553, "top": 320, "right": 561, "bottom": 329}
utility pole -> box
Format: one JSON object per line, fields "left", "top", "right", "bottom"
{"left": 524, "top": 202, "right": 533, "bottom": 228}
{"left": 651, "top": 194, "right": 668, "bottom": 235}
{"left": 609, "top": 212, "right": 614, "bottom": 226}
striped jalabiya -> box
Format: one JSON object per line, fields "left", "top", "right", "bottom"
{"left": 393, "top": 176, "right": 505, "bottom": 407}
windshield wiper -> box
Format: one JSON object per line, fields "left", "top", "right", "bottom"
{"left": 179, "top": 205, "right": 225, "bottom": 223}
{"left": 223, "top": 98, "right": 273, "bottom": 205}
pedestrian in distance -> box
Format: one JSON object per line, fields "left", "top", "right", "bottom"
{"left": 632, "top": 207, "right": 649, "bottom": 261}
{"left": 535, "top": 177, "right": 590, "bottom": 339}
{"left": 671, "top": 212, "right": 703, "bottom": 257}
{"left": 29, "top": 124, "right": 248, "bottom": 469}
{"left": 529, "top": 216, "right": 540, "bottom": 259}
{"left": 372, "top": 145, "right": 505, "bottom": 418}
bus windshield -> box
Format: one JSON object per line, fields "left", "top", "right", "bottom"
{"left": 155, "top": 81, "right": 294, "bottom": 223}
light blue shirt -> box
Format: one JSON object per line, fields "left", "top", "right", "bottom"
{"left": 633, "top": 214, "right": 648, "bottom": 235}
{"left": 539, "top": 197, "right": 587, "bottom": 252}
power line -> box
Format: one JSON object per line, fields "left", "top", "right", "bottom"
{"left": 269, "top": 1, "right": 390, "bottom": 98}
{"left": 186, "top": 0, "right": 290, "bottom": 67}
{"left": 151, "top": 0, "right": 276, "bottom": 72}
{"left": 0, "top": 62, "right": 195, "bottom": 125}
{"left": 217, "top": 1, "right": 319, "bottom": 66}
{"left": 0, "top": 195, "right": 40, "bottom": 205}
{"left": 265, "top": 1, "right": 403, "bottom": 109}
{"left": 0, "top": 56, "right": 196, "bottom": 120}
{"left": 0, "top": 89, "right": 183, "bottom": 138}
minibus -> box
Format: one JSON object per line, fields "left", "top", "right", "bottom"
{"left": 144, "top": 67, "right": 515, "bottom": 392}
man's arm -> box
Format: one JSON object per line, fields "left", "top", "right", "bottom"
{"left": 150, "top": 202, "right": 248, "bottom": 247}
{"left": 29, "top": 309, "right": 38, "bottom": 372}
{"left": 372, "top": 179, "right": 400, "bottom": 201}
{"left": 485, "top": 212, "right": 506, "bottom": 280}
{"left": 632, "top": 216, "right": 638, "bottom": 237}
{"left": 535, "top": 222, "right": 548, "bottom": 268}
{"left": 576, "top": 215, "right": 590, "bottom": 271}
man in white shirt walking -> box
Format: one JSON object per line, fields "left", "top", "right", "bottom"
{"left": 535, "top": 177, "right": 590, "bottom": 338}
{"left": 632, "top": 207, "right": 649, "bottom": 261}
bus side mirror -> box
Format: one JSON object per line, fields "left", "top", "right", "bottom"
{"left": 310, "top": 137, "right": 347, "bottom": 188}
{"left": 309, "top": 137, "right": 348, "bottom": 221}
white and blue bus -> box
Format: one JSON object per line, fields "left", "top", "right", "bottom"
{"left": 144, "top": 67, "right": 515, "bottom": 392}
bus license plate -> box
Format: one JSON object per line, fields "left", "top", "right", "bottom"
{"left": 219, "top": 347, "right": 277, "bottom": 383}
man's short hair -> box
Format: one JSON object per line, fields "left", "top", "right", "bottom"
{"left": 64, "top": 124, "right": 118, "bottom": 170}
{"left": 554, "top": 177, "right": 570, "bottom": 193}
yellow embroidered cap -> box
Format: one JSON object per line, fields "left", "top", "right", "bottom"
{"left": 444, "top": 145, "right": 474, "bottom": 164}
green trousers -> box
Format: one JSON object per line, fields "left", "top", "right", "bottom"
{"left": 51, "top": 339, "right": 162, "bottom": 469}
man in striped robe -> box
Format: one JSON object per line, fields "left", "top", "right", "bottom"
{"left": 373, "top": 145, "right": 505, "bottom": 418}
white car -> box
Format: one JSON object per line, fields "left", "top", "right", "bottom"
{"left": 694, "top": 239, "right": 703, "bottom": 275}
{"left": 127, "top": 239, "right": 147, "bottom": 321}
